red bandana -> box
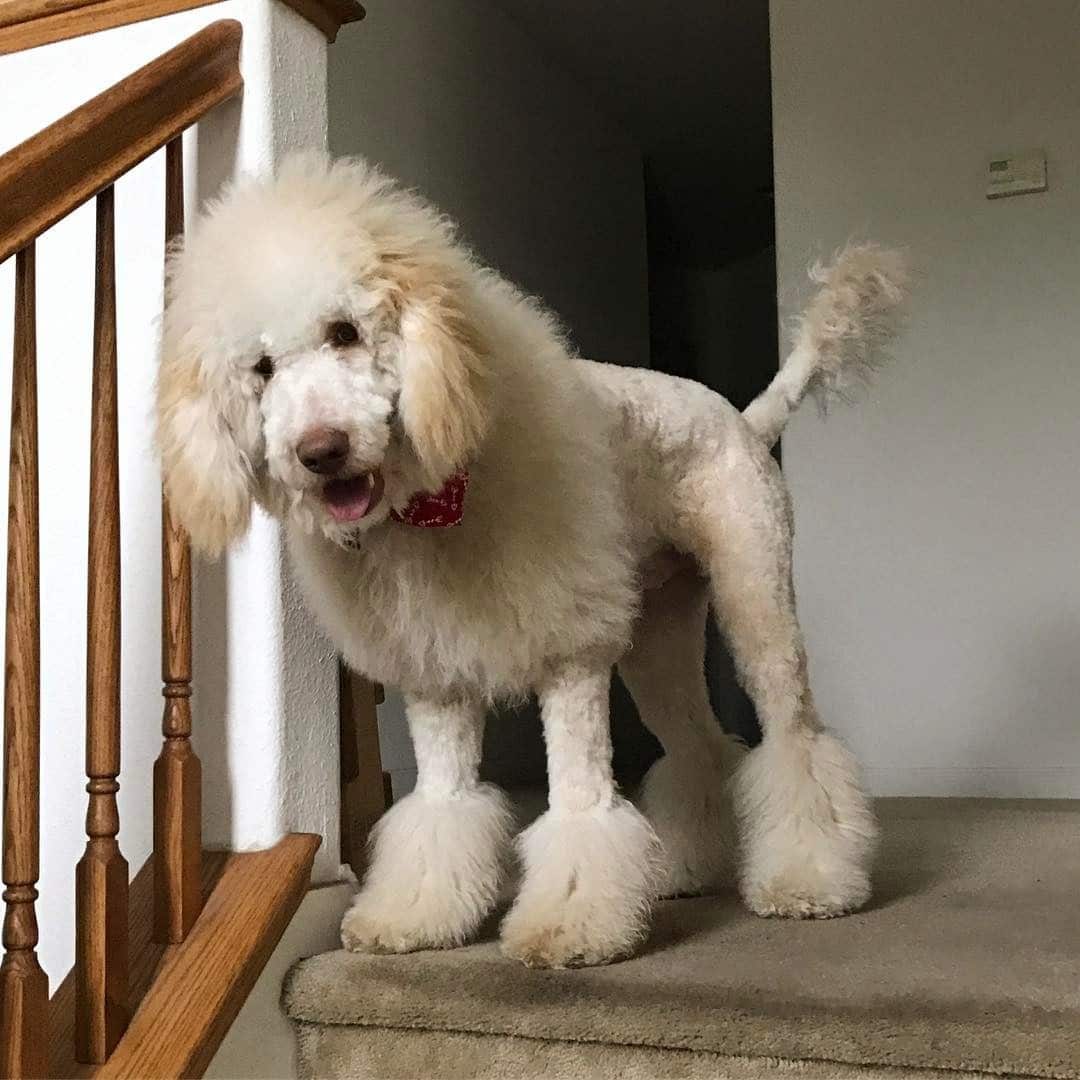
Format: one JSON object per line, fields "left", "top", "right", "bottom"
{"left": 390, "top": 470, "right": 469, "bottom": 528}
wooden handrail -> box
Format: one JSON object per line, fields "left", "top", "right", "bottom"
{"left": 275, "top": 0, "right": 364, "bottom": 41}
{"left": 0, "top": 0, "right": 363, "bottom": 54}
{"left": 0, "top": 0, "right": 224, "bottom": 54}
{"left": 0, "top": 18, "right": 243, "bottom": 265}
{"left": 2, "top": 0, "right": 97, "bottom": 21}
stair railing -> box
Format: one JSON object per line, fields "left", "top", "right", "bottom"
{"left": 0, "top": 22, "right": 242, "bottom": 1076}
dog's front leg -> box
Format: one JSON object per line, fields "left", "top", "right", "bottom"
{"left": 340, "top": 695, "right": 513, "bottom": 953}
{"left": 500, "top": 663, "right": 662, "bottom": 968}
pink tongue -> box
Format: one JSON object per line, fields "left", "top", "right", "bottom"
{"left": 323, "top": 475, "right": 373, "bottom": 523}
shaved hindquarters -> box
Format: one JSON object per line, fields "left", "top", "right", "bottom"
{"left": 683, "top": 449, "right": 878, "bottom": 918}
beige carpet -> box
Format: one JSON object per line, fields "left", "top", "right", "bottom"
{"left": 285, "top": 798, "right": 1080, "bottom": 1079}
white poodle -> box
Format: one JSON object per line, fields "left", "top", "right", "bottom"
{"left": 157, "top": 156, "right": 906, "bottom": 968}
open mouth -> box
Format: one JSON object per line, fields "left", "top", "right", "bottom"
{"left": 321, "top": 471, "right": 385, "bottom": 524}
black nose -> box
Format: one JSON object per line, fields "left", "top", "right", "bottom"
{"left": 297, "top": 427, "right": 350, "bottom": 475}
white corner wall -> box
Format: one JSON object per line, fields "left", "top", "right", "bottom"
{"left": 328, "top": 0, "right": 650, "bottom": 795}
{"left": 771, "top": 0, "right": 1080, "bottom": 796}
{"left": 188, "top": 0, "right": 346, "bottom": 887}
{"left": 0, "top": 0, "right": 341, "bottom": 989}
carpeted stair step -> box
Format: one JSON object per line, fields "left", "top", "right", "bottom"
{"left": 284, "top": 798, "right": 1080, "bottom": 1079}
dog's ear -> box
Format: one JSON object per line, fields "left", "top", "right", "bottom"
{"left": 156, "top": 340, "right": 254, "bottom": 558}
{"left": 397, "top": 289, "right": 491, "bottom": 483}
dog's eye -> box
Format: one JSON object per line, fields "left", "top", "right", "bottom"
{"left": 328, "top": 321, "right": 360, "bottom": 347}
{"left": 254, "top": 355, "right": 274, "bottom": 378}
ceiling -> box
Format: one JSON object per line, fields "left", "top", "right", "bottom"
{"left": 496, "top": 0, "right": 774, "bottom": 267}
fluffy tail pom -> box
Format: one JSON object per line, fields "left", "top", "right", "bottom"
{"left": 743, "top": 243, "right": 909, "bottom": 447}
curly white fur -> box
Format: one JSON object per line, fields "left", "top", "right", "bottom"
{"left": 157, "top": 155, "right": 907, "bottom": 966}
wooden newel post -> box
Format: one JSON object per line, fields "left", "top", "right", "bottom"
{"left": 153, "top": 137, "right": 202, "bottom": 945}
{"left": 0, "top": 245, "right": 49, "bottom": 1080}
{"left": 75, "top": 186, "right": 130, "bottom": 1063}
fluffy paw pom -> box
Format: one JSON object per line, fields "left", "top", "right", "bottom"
{"left": 735, "top": 729, "right": 878, "bottom": 918}
{"left": 500, "top": 797, "right": 663, "bottom": 968}
{"left": 341, "top": 783, "right": 514, "bottom": 953}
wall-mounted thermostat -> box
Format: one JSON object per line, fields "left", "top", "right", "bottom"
{"left": 986, "top": 150, "right": 1047, "bottom": 199}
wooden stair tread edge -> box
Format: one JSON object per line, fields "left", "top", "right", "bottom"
{"left": 49, "top": 835, "right": 320, "bottom": 1079}
{"left": 49, "top": 851, "right": 227, "bottom": 1078}
{"left": 98, "top": 834, "right": 320, "bottom": 1080}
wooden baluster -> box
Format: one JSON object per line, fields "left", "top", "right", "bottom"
{"left": 75, "top": 185, "right": 129, "bottom": 1062}
{"left": 0, "top": 244, "right": 48, "bottom": 1080}
{"left": 339, "top": 667, "right": 388, "bottom": 881}
{"left": 154, "top": 138, "right": 202, "bottom": 945}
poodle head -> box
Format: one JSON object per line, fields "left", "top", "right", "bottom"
{"left": 157, "top": 155, "right": 492, "bottom": 556}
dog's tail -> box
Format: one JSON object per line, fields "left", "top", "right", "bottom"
{"left": 742, "top": 243, "right": 909, "bottom": 448}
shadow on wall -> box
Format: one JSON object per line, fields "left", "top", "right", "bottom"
{"left": 192, "top": 554, "right": 233, "bottom": 844}
{"left": 187, "top": 105, "right": 239, "bottom": 847}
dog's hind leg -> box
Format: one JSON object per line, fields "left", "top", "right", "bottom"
{"left": 685, "top": 445, "right": 878, "bottom": 919}
{"left": 619, "top": 566, "right": 745, "bottom": 897}
{"left": 340, "top": 696, "right": 514, "bottom": 953}
{"left": 500, "top": 662, "right": 663, "bottom": 967}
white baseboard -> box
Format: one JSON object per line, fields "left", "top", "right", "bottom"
{"left": 863, "top": 765, "right": 1080, "bottom": 798}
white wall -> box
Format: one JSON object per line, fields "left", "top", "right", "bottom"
{"left": 771, "top": 0, "right": 1080, "bottom": 795}
{"left": 328, "top": 0, "right": 651, "bottom": 795}
{"left": 0, "top": 0, "right": 341, "bottom": 989}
